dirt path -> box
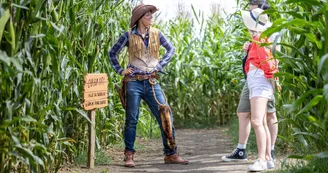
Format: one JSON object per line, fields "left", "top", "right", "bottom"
{"left": 59, "top": 128, "right": 280, "bottom": 173}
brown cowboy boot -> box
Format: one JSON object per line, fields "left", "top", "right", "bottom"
{"left": 124, "top": 150, "right": 135, "bottom": 167}
{"left": 164, "top": 153, "right": 189, "bottom": 164}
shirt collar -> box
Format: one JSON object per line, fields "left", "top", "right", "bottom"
{"left": 131, "top": 26, "right": 150, "bottom": 36}
{"left": 131, "top": 26, "right": 138, "bottom": 35}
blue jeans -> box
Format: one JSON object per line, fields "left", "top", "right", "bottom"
{"left": 124, "top": 80, "right": 177, "bottom": 155}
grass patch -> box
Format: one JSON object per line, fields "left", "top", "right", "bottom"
{"left": 75, "top": 149, "right": 112, "bottom": 166}
{"left": 269, "top": 157, "right": 328, "bottom": 173}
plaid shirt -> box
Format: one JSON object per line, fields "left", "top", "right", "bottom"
{"left": 108, "top": 27, "right": 175, "bottom": 75}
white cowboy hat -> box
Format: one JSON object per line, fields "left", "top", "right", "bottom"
{"left": 241, "top": 8, "right": 269, "bottom": 32}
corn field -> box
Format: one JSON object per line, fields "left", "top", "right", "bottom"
{"left": 0, "top": 0, "right": 327, "bottom": 172}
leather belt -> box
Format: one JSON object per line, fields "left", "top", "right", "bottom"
{"left": 124, "top": 74, "right": 159, "bottom": 82}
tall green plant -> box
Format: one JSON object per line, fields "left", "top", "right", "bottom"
{"left": 155, "top": 5, "right": 246, "bottom": 128}
{"left": 0, "top": 0, "right": 135, "bottom": 172}
{"left": 263, "top": 0, "right": 328, "bottom": 153}
{"left": 258, "top": 0, "right": 328, "bottom": 171}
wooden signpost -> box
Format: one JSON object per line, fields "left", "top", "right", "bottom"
{"left": 83, "top": 73, "right": 108, "bottom": 168}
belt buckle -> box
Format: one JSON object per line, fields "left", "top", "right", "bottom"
{"left": 136, "top": 75, "right": 142, "bottom": 81}
{"left": 149, "top": 78, "right": 157, "bottom": 85}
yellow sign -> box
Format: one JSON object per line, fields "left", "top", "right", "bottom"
{"left": 83, "top": 74, "right": 108, "bottom": 110}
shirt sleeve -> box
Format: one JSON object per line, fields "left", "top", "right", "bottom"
{"left": 154, "top": 31, "right": 176, "bottom": 71}
{"left": 108, "top": 32, "right": 129, "bottom": 75}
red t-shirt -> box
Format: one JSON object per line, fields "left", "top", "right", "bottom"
{"left": 244, "top": 35, "right": 279, "bottom": 79}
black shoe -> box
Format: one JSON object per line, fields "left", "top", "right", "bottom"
{"left": 271, "top": 149, "right": 275, "bottom": 161}
{"left": 222, "top": 148, "right": 247, "bottom": 162}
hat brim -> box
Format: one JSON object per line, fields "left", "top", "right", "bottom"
{"left": 249, "top": 0, "right": 266, "bottom": 5}
{"left": 130, "top": 5, "right": 158, "bottom": 28}
{"left": 241, "top": 10, "right": 266, "bottom": 32}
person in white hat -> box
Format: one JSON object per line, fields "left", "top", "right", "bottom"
{"left": 239, "top": 7, "right": 280, "bottom": 172}
{"left": 108, "top": 3, "right": 188, "bottom": 167}
{"left": 222, "top": 1, "right": 279, "bottom": 170}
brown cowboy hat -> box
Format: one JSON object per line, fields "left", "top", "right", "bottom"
{"left": 130, "top": 3, "right": 158, "bottom": 28}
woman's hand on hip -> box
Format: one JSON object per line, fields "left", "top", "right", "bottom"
{"left": 122, "top": 68, "right": 134, "bottom": 75}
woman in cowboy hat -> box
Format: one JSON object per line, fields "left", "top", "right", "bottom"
{"left": 240, "top": 7, "right": 280, "bottom": 171}
{"left": 108, "top": 3, "right": 188, "bottom": 167}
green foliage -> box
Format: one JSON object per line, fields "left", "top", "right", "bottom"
{"left": 265, "top": 0, "right": 328, "bottom": 152}
{"left": 157, "top": 6, "right": 245, "bottom": 128}
{"left": 259, "top": 0, "right": 328, "bottom": 171}
{"left": 136, "top": 105, "right": 161, "bottom": 139}
{"left": 0, "top": 0, "right": 161, "bottom": 171}
{"left": 0, "top": 0, "right": 135, "bottom": 172}
{"left": 75, "top": 149, "right": 111, "bottom": 166}
{"left": 272, "top": 152, "right": 328, "bottom": 173}
{"left": 1, "top": 0, "right": 328, "bottom": 172}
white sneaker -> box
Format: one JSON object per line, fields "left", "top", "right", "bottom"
{"left": 267, "top": 159, "right": 275, "bottom": 169}
{"left": 248, "top": 160, "right": 267, "bottom": 172}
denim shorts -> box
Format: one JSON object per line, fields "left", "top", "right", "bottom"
{"left": 237, "top": 83, "right": 276, "bottom": 113}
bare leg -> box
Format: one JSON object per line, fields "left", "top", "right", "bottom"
{"left": 267, "top": 112, "right": 278, "bottom": 147}
{"left": 237, "top": 112, "right": 251, "bottom": 145}
{"left": 250, "top": 97, "right": 268, "bottom": 160}
{"left": 263, "top": 114, "right": 271, "bottom": 160}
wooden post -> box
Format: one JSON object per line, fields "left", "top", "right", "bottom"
{"left": 83, "top": 73, "right": 108, "bottom": 169}
{"left": 87, "top": 109, "right": 96, "bottom": 168}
